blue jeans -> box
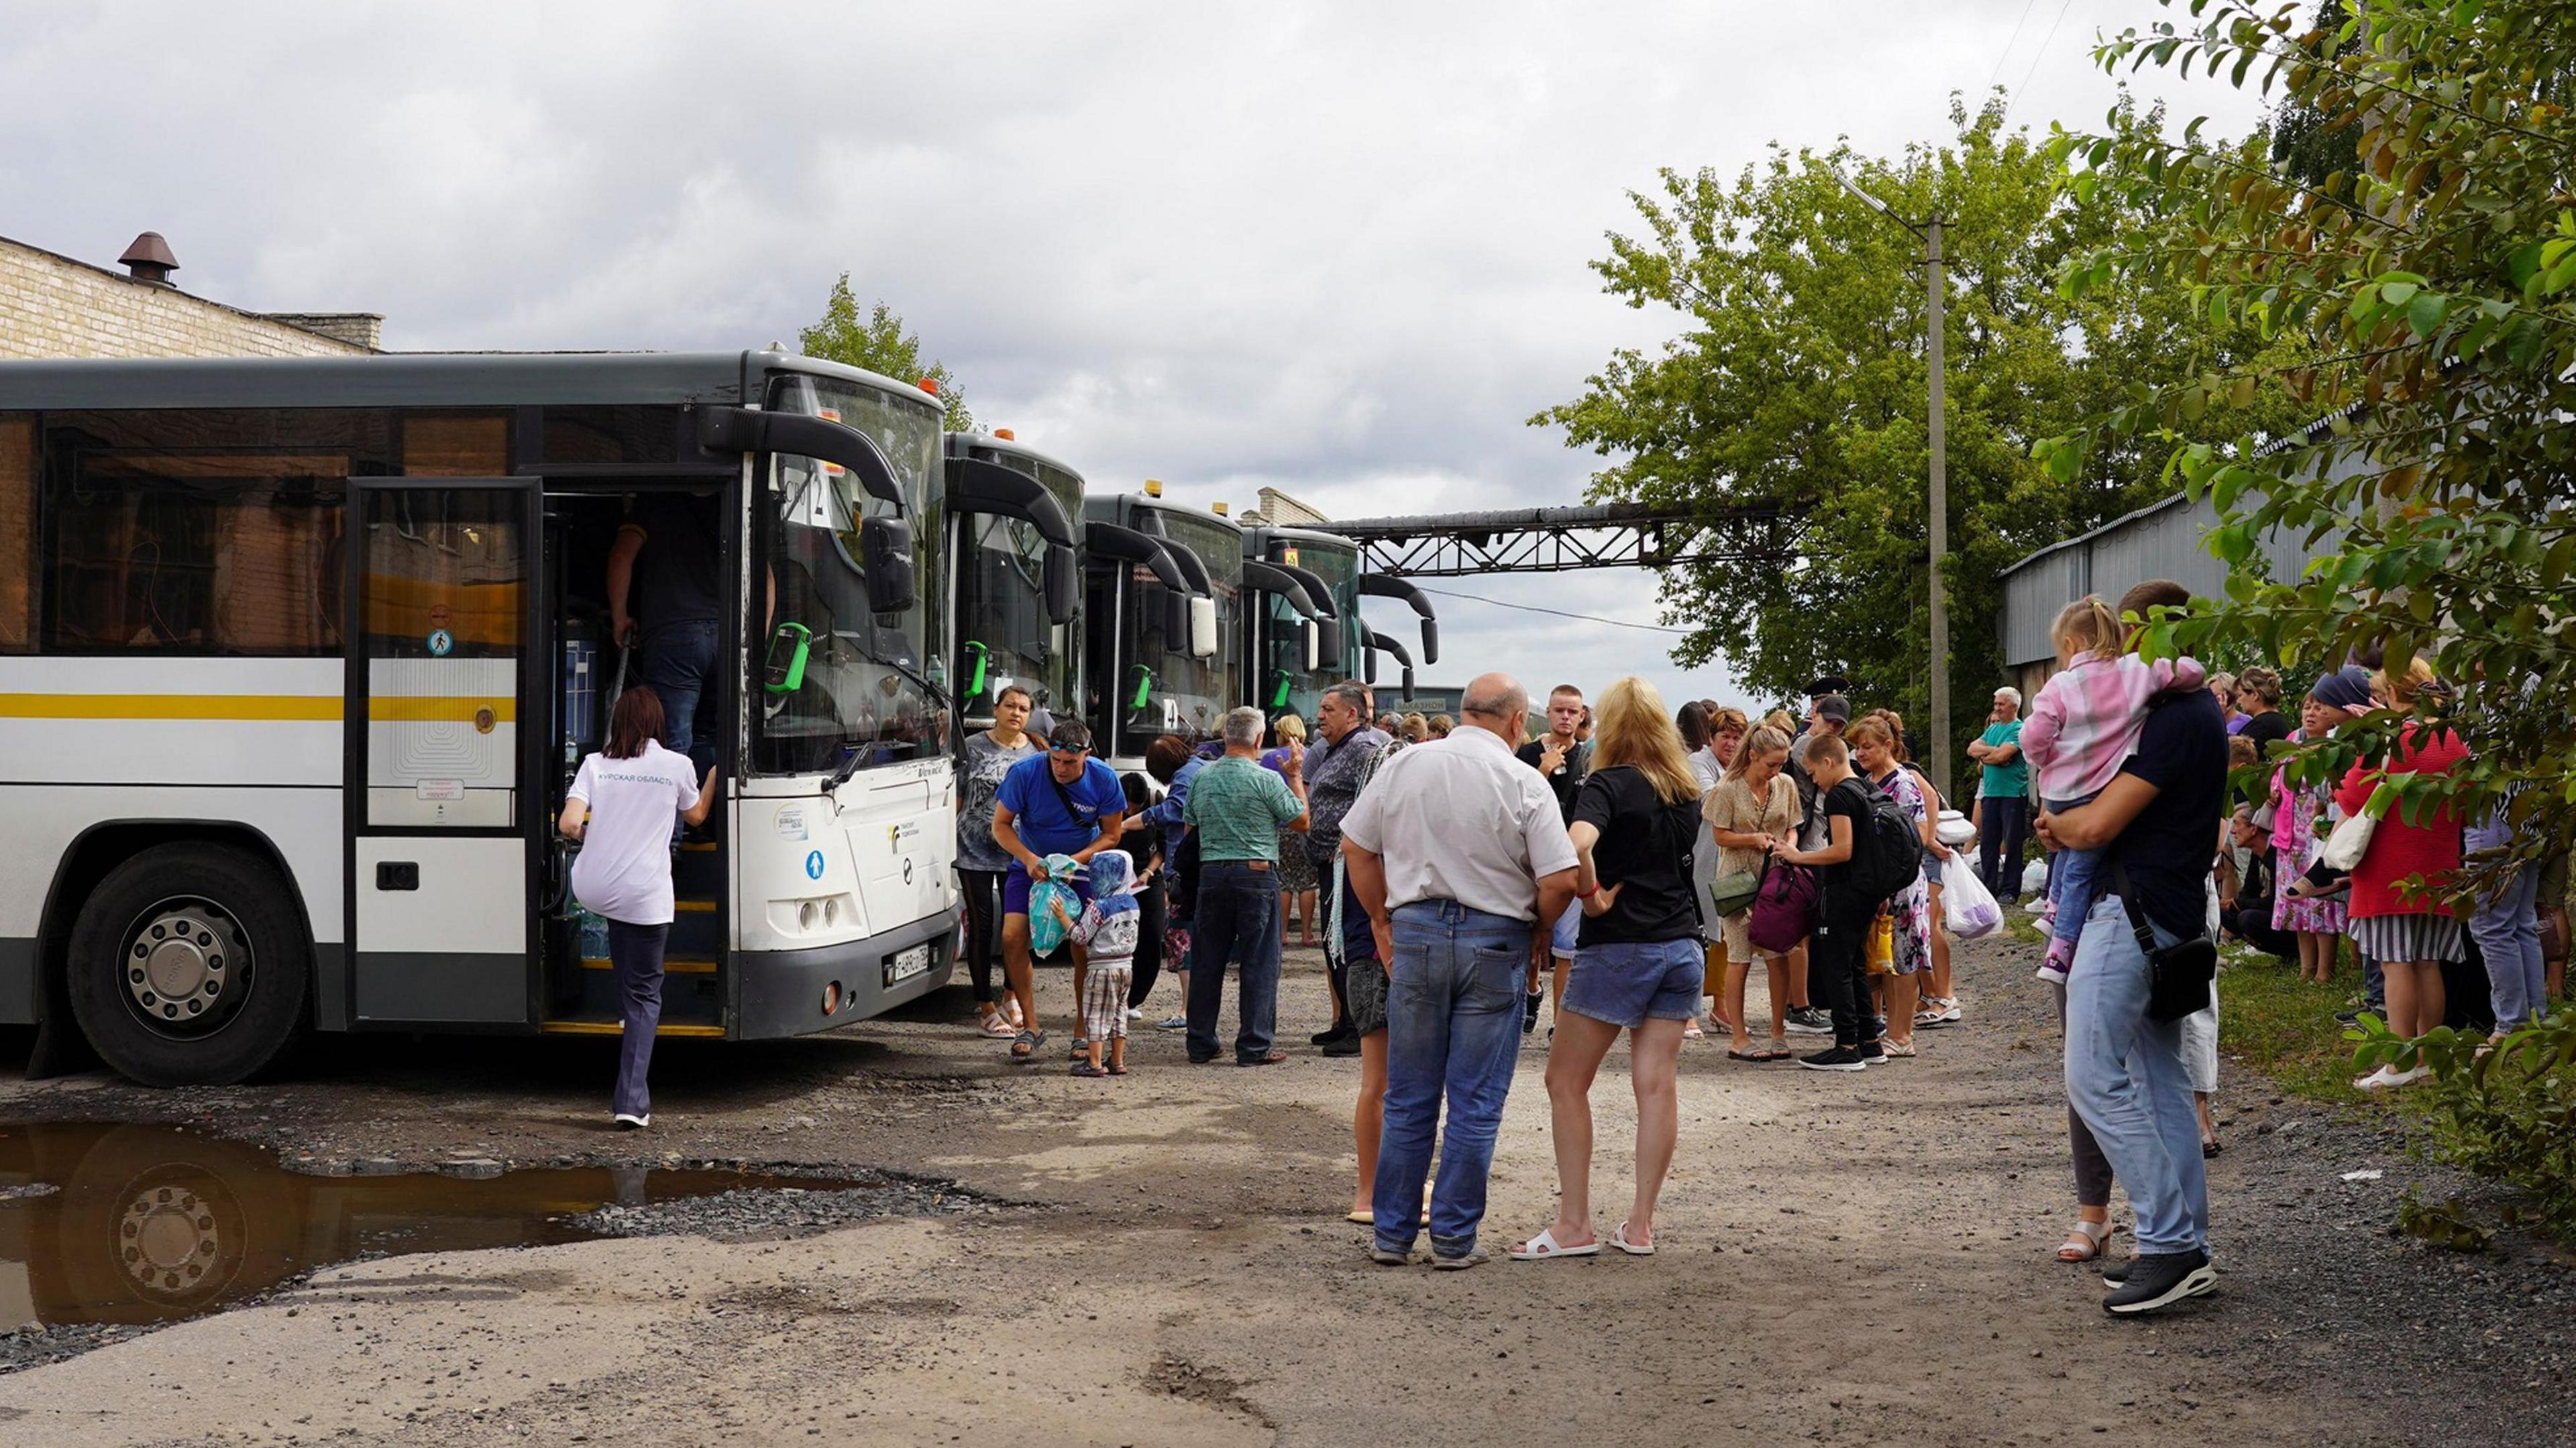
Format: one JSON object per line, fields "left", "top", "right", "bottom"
{"left": 641, "top": 618, "right": 721, "bottom": 776}
{"left": 1373, "top": 900, "right": 1532, "bottom": 1259}
{"left": 2065, "top": 893, "right": 2209, "bottom": 1256}
{"left": 1186, "top": 862, "right": 1282, "bottom": 1063}
{"left": 2466, "top": 816, "right": 2546, "bottom": 1028}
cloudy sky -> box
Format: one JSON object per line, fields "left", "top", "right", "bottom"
{"left": 3, "top": 1, "right": 2265, "bottom": 716}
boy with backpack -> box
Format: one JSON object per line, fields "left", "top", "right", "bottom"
{"left": 1778, "top": 734, "right": 1919, "bottom": 1070}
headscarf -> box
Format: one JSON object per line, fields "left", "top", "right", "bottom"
{"left": 1085, "top": 848, "right": 1141, "bottom": 919}
{"left": 2309, "top": 665, "right": 2373, "bottom": 713}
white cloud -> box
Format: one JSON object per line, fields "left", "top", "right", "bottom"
{"left": 3, "top": 0, "right": 2266, "bottom": 714}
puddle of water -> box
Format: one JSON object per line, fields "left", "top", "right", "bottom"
{"left": 0, "top": 1121, "right": 855, "bottom": 1332}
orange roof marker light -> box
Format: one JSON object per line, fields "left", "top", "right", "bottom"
{"left": 1142, "top": 479, "right": 1164, "bottom": 498}
{"left": 994, "top": 428, "right": 1016, "bottom": 441}
{"left": 917, "top": 377, "right": 941, "bottom": 396}
{"left": 1211, "top": 502, "right": 1228, "bottom": 517}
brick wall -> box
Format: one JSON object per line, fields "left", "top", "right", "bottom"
{"left": 0, "top": 235, "right": 372, "bottom": 359}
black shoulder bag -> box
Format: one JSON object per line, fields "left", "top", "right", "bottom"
{"left": 2110, "top": 858, "right": 2218, "bottom": 1022}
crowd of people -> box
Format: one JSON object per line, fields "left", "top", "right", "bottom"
{"left": 920, "top": 573, "right": 2559, "bottom": 1318}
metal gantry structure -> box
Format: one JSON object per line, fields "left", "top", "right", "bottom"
{"left": 1317, "top": 499, "right": 1788, "bottom": 578}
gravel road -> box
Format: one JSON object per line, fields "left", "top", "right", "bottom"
{"left": 0, "top": 931, "right": 2565, "bottom": 1447}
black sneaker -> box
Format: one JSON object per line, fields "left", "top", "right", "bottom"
{"left": 2332, "top": 1008, "right": 2361, "bottom": 1026}
{"left": 1856, "top": 1040, "right": 1888, "bottom": 1065}
{"left": 1784, "top": 1007, "right": 1834, "bottom": 1035}
{"left": 1799, "top": 1045, "right": 1868, "bottom": 1072}
{"left": 2103, "top": 1251, "right": 2218, "bottom": 1286}
{"left": 2103, "top": 1250, "right": 2216, "bottom": 1315}
{"left": 1320, "top": 1034, "right": 1362, "bottom": 1058}
{"left": 1521, "top": 991, "right": 1543, "bottom": 1036}
{"left": 1311, "top": 1024, "right": 1352, "bottom": 1046}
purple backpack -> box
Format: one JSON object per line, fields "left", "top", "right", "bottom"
{"left": 1746, "top": 862, "right": 1819, "bottom": 954}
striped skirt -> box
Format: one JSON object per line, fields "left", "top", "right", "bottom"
{"left": 2348, "top": 911, "right": 2465, "bottom": 964}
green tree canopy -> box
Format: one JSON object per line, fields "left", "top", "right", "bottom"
{"left": 798, "top": 274, "right": 973, "bottom": 431}
{"left": 1536, "top": 98, "right": 2304, "bottom": 759}
{"left": 2043, "top": 0, "right": 2576, "bottom": 873}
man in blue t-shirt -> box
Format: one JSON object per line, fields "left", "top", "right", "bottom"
{"left": 992, "top": 718, "right": 1127, "bottom": 1062}
{"left": 2036, "top": 579, "right": 2225, "bottom": 1317}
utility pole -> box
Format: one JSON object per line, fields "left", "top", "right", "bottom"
{"left": 1925, "top": 215, "right": 1951, "bottom": 804}
{"left": 1833, "top": 165, "right": 1953, "bottom": 801}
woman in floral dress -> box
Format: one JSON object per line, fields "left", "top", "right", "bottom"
{"left": 2271, "top": 689, "right": 2350, "bottom": 985}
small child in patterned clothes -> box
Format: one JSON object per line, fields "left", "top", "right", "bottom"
{"left": 1055, "top": 849, "right": 1142, "bottom": 1077}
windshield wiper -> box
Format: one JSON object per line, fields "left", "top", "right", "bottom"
{"left": 822, "top": 648, "right": 956, "bottom": 794}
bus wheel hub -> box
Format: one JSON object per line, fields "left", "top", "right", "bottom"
{"left": 119, "top": 1186, "right": 217, "bottom": 1295}
{"left": 127, "top": 905, "right": 241, "bottom": 1023}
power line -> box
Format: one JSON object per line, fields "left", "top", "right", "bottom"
{"left": 1410, "top": 585, "right": 1693, "bottom": 635}
{"left": 1987, "top": 0, "right": 2044, "bottom": 93}
{"left": 2003, "top": 0, "right": 2078, "bottom": 128}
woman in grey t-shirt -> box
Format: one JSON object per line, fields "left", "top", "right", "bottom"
{"left": 959, "top": 687, "right": 1038, "bottom": 1038}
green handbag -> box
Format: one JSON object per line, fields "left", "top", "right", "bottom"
{"left": 1709, "top": 861, "right": 1766, "bottom": 919}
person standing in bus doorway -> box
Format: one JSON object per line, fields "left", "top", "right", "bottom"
{"left": 607, "top": 490, "right": 724, "bottom": 783}
{"left": 559, "top": 687, "right": 719, "bottom": 1129}
{"left": 992, "top": 718, "right": 1128, "bottom": 1064}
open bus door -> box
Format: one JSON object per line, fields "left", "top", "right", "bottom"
{"left": 343, "top": 478, "right": 543, "bottom": 1027}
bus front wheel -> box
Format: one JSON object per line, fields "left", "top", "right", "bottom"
{"left": 66, "top": 844, "right": 311, "bottom": 1087}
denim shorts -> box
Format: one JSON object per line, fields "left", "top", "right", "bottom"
{"left": 1562, "top": 937, "right": 1706, "bottom": 1029}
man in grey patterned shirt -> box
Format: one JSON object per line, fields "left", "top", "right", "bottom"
{"left": 1305, "top": 681, "right": 1390, "bottom": 1048}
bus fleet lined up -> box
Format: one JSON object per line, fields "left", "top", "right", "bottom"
{"left": 0, "top": 349, "right": 1436, "bottom": 1086}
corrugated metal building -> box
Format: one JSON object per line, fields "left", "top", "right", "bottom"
{"left": 1994, "top": 486, "right": 2336, "bottom": 700}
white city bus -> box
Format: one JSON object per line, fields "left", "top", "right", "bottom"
{"left": 0, "top": 351, "right": 958, "bottom": 1085}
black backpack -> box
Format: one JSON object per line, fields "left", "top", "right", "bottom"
{"left": 1841, "top": 778, "right": 1921, "bottom": 908}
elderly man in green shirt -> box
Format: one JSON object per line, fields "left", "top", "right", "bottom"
{"left": 1966, "top": 686, "right": 2033, "bottom": 904}
{"left": 1183, "top": 706, "right": 1311, "bottom": 1065}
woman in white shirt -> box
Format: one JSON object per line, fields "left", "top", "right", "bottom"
{"left": 559, "top": 686, "right": 717, "bottom": 1128}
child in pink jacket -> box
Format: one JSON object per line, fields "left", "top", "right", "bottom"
{"left": 2023, "top": 596, "right": 2206, "bottom": 981}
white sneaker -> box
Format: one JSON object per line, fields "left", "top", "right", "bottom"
{"left": 2354, "top": 1065, "right": 2428, "bottom": 1091}
{"left": 613, "top": 1112, "right": 650, "bottom": 1129}
{"left": 1126, "top": 1007, "right": 1145, "bottom": 1019}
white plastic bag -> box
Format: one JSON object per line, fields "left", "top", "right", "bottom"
{"left": 2021, "top": 857, "right": 2049, "bottom": 900}
{"left": 1941, "top": 854, "right": 2004, "bottom": 939}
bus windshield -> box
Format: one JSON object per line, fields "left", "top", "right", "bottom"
{"left": 1261, "top": 539, "right": 1356, "bottom": 722}
{"left": 754, "top": 372, "right": 948, "bottom": 773}
{"left": 1118, "top": 508, "right": 1238, "bottom": 757}
{"left": 955, "top": 457, "right": 1080, "bottom": 728}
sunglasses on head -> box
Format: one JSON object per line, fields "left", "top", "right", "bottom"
{"left": 1049, "top": 742, "right": 1087, "bottom": 755}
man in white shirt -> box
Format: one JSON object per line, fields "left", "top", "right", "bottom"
{"left": 1341, "top": 673, "right": 1578, "bottom": 1269}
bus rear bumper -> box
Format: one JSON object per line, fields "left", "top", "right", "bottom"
{"left": 732, "top": 909, "right": 955, "bottom": 1040}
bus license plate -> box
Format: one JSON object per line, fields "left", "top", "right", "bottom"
{"left": 888, "top": 945, "right": 933, "bottom": 985}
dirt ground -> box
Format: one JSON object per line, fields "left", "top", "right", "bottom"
{"left": 0, "top": 930, "right": 2567, "bottom": 1448}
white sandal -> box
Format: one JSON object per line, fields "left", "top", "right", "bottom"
{"left": 1507, "top": 1227, "right": 1601, "bottom": 1261}
{"left": 2055, "top": 1219, "right": 2114, "bottom": 1262}
{"left": 1611, "top": 1220, "right": 1654, "bottom": 1256}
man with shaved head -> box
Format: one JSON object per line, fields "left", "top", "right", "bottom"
{"left": 1340, "top": 672, "right": 1578, "bottom": 1270}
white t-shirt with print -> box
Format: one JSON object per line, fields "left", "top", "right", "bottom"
{"left": 568, "top": 742, "right": 702, "bottom": 926}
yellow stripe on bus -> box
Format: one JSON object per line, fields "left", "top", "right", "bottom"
{"left": 0, "top": 693, "right": 343, "bottom": 722}
{"left": 368, "top": 696, "right": 519, "bottom": 724}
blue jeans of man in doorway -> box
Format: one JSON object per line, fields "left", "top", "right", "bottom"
{"left": 2063, "top": 895, "right": 2209, "bottom": 1257}
{"left": 1185, "top": 861, "right": 1282, "bottom": 1064}
{"left": 1373, "top": 900, "right": 1532, "bottom": 1262}
{"left": 641, "top": 618, "right": 721, "bottom": 777}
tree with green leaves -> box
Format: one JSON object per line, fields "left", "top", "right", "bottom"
{"left": 1536, "top": 97, "right": 2304, "bottom": 763}
{"left": 2040, "top": 0, "right": 2576, "bottom": 875}
{"left": 798, "top": 274, "right": 973, "bottom": 431}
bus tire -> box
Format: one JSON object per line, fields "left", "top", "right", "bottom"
{"left": 66, "top": 843, "right": 311, "bottom": 1088}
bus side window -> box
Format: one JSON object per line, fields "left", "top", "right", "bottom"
{"left": 0, "top": 415, "right": 30, "bottom": 653}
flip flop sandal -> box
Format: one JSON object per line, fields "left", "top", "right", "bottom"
{"left": 1108, "top": 1062, "right": 1130, "bottom": 1076}
{"left": 1509, "top": 1227, "right": 1601, "bottom": 1261}
{"left": 1070, "top": 1062, "right": 1108, "bottom": 1078}
{"left": 1611, "top": 1221, "right": 1654, "bottom": 1256}
{"left": 1761, "top": 1040, "right": 1794, "bottom": 1060}
{"left": 1725, "top": 1047, "right": 1768, "bottom": 1062}
{"left": 1345, "top": 1210, "right": 1375, "bottom": 1225}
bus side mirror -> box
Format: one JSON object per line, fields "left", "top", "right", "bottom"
{"left": 1188, "top": 596, "right": 1218, "bottom": 660}
{"left": 1043, "top": 546, "right": 1077, "bottom": 627}
{"left": 1301, "top": 620, "right": 1321, "bottom": 673}
{"left": 1316, "top": 618, "right": 1344, "bottom": 667}
{"left": 861, "top": 516, "right": 916, "bottom": 614}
